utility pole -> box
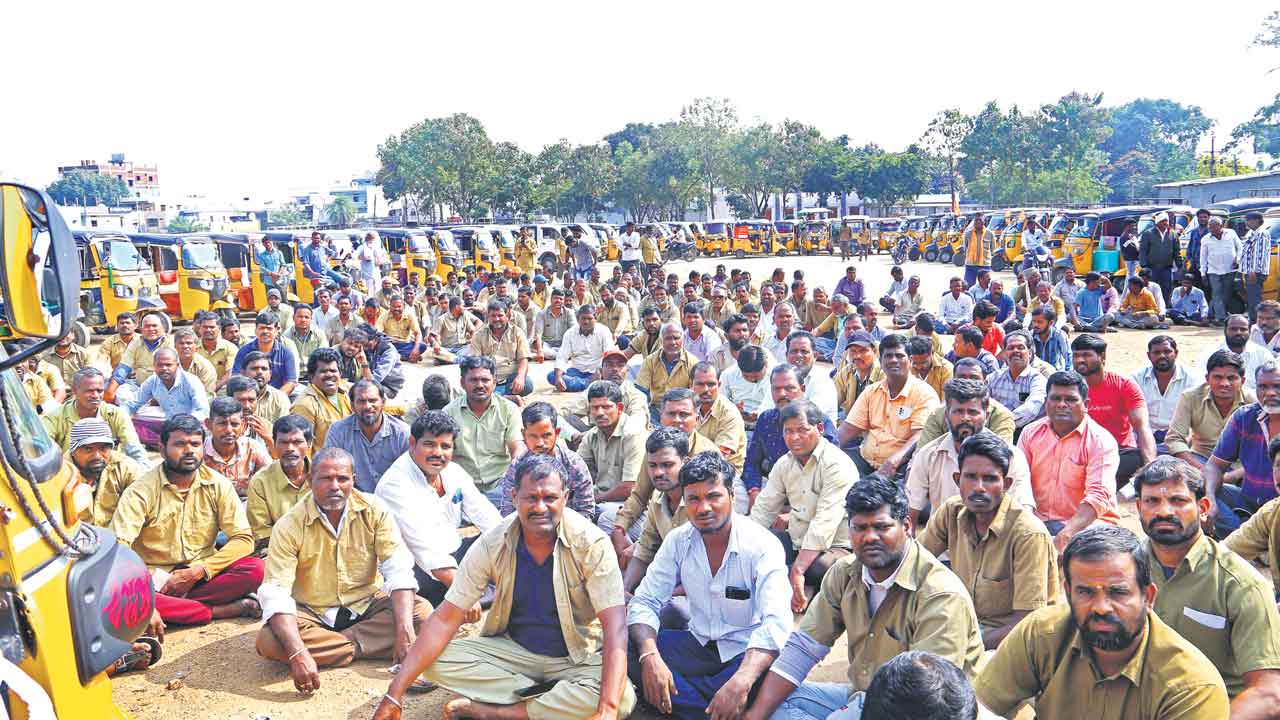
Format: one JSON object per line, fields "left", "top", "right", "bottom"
{"left": 1210, "top": 133, "right": 1217, "bottom": 178}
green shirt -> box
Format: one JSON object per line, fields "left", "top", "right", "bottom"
{"left": 976, "top": 604, "right": 1229, "bottom": 720}
{"left": 444, "top": 395, "right": 522, "bottom": 491}
{"left": 1147, "top": 534, "right": 1280, "bottom": 697}
{"left": 43, "top": 400, "right": 140, "bottom": 452}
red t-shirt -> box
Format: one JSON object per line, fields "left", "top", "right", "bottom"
{"left": 1086, "top": 371, "right": 1145, "bottom": 449}
{"left": 981, "top": 324, "right": 1005, "bottom": 356}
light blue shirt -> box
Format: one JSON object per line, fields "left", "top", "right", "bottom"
{"left": 123, "top": 369, "right": 209, "bottom": 421}
{"left": 627, "top": 515, "right": 793, "bottom": 662}
{"left": 256, "top": 246, "right": 285, "bottom": 283}
{"left": 1170, "top": 286, "right": 1207, "bottom": 318}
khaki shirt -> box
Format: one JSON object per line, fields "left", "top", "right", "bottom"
{"left": 918, "top": 400, "right": 1016, "bottom": 447}
{"left": 917, "top": 494, "right": 1057, "bottom": 629}
{"left": 696, "top": 394, "right": 746, "bottom": 472}
{"left": 290, "top": 384, "right": 352, "bottom": 448}
{"left": 284, "top": 327, "right": 329, "bottom": 369}
{"left": 469, "top": 325, "right": 532, "bottom": 383}
{"left": 117, "top": 335, "right": 175, "bottom": 385}
{"left": 641, "top": 235, "right": 661, "bottom": 264}
{"left": 1165, "top": 382, "right": 1256, "bottom": 457}
{"left": 578, "top": 412, "right": 648, "bottom": 493}
{"left": 636, "top": 349, "right": 696, "bottom": 408}
{"left": 446, "top": 510, "right": 624, "bottom": 664}
{"left": 563, "top": 380, "right": 649, "bottom": 428}
{"left": 21, "top": 373, "right": 52, "bottom": 407}
{"left": 111, "top": 464, "right": 253, "bottom": 575}
{"left": 326, "top": 314, "right": 360, "bottom": 345}
{"left": 263, "top": 489, "right": 401, "bottom": 617}
{"left": 246, "top": 459, "right": 311, "bottom": 542}
{"left": 533, "top": 307, "right": 574, "bottom": 348}
{"left": 377, "top": 313, "right": 417, "bottom": 342}
{"left": 705, "top": 301, "right": 736, "bottom": 330}
{"left": 78, "top": 450, "right": 146, "bottom": 526}
{"left": 1148, "top": 534, "right": 1280, "bottom": 697}
{"left": 1226, "top": 497, "right": 1280, "bottom": 591}
{"left": 444, "top": 395, "right": 522, "bottom": 491}
{"left": 46, "top": 344, "right": 94, "bottom": 386}
{"left": 750, "top": 438, "right": 856, "bottom": 552}
{"left": 834, "top": 362, "right": 885, "bottom": 415}
{"left": 257, "top": 385, "right": 292, "bottom": 426}
{"left": 34, "top": 360, "right": 64, "bottom": 399}
{"left": 618, "top": 431, "right": 718, "bottom": 530}
{"left": 180, "top": 353, "right": 218, "bottom": 396}
{"left": 99, "top": 333, "right": 133, "bottom": 369}
{"left": 198, "top": 337, "right": 239, "bottom": 382}
{"left": 512, "top": 302, "right": 538, "bottom": 336}
{"left": 597, "top": 301, "right": 634, "bottom": 336}
{"left": 433, "top": 312, "right": 478, "bottom": 347}
{"left": 633, "top": 490, "right": 687, "bottom": 564}
{"left": 800, "top": 541, "right": 984, "bottom": 693}
{"left": 43, "top": 400, "right": 140, "bottom": 452}
{"left": 916, "top": 359, "right": 954, "bottom": 402}
{"left": 627, "top": 330, "right": 661, "bottom": 359}
{"left": 976, "top": 604, "right": 1230, "bottom": 720}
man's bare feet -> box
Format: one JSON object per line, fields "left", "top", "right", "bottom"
{"left": 443, "top": 698, "right": 474, "bottom": 719}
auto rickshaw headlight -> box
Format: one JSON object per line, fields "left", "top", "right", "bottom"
{"left": 138, "top": 285, "right": 154, "bottom": 297}
{"left": 188, "top": 278, "right": 214, "bottom": 291}
{"left": 112, "top": 284, "right": 135, "bottom": 298}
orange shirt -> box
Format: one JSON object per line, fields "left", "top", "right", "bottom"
{"left": 847, "top": 375, "right": 940, "bottom": 466}
{"left": 1017, "top": 416, "right": 1121, "bottom": 524}
{"left": 1121, "top": 288, "right": 1158, "bottom": 315}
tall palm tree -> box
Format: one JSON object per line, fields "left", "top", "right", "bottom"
{"left": 324, "top": 196, "right": 358, "bottom": 228}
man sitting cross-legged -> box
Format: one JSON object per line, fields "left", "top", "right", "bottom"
{"left": 627, "top": 451, "right": 792, "bottom": 719}
{"left": 374, "top": 453, "right": 636, "bottom": 720}
{"left": 255, "top": 447, "right": 432, "bottom": 694}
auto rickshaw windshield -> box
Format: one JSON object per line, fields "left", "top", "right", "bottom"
{"left": 99, "top": 239, "right": 148, "bottom": 271}
{"left": 776, "top": 222, "right": 795, "bottom": 232}
{"left": 0, "top": 364, "right": 56, "bottom": 463}
{"left": 477, "top": 232, "right": 496, "bottom": 251}
{"left": 1068, "top": 217, "right": 1098, "bottom": 238}
{"left": 407, "top": 234, "right": 431, "bottom": 253}
{"left": 436, "top": 230, "right": 459, "bottom": 252}
{"left": 182, "top": 242, "right": 222, "bottom": 271}
{"left": 705, "top": 222, "right": 727, "bottom": 234}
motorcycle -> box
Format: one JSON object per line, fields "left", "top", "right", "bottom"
{"left": 666, "top": 239, "right": 698, "bottom": 262}
{"left": 891, "top": 238, "right": 910, "bottom": 266}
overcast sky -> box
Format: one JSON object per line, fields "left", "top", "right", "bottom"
{"left": 3, "top": 0, "right": 1275, "bottom": 200}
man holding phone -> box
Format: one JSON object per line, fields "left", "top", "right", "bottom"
{"left": 628, "top": 451, "right": 792, "bottom": 719}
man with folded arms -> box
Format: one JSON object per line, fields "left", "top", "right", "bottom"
{"left": 628, "top": 451, "right": 792, "bottom": 719}
{"left": 246, "top": 415, "right": 314, "bottom": 554}
{"left": 374, "top": 454, "right": 635, "bottom": 720}
{"left": 917, "top": 432, "right": 1056, "bottom": 649}
{"left": 255, "top": 447, "right": 431, "bottom": 694}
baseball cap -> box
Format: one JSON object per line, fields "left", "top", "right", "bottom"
{"left": 848, "top": 331, "right": 876, "bottom": 349}
{"left": 533, "top": 274, "right": 547, "bottom": 283}
{"left": 267, "top": 288, "right": 282, "bottom": 299}
{"left": 602, "top": 349, "right": 627, "bottom": 363}
{"left": 68, "top": 418, "right": 115, "bottom": 452}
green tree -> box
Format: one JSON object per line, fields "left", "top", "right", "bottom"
{"left": 324, "top": 196, "right": 357, "bottom": 227}
{"left": 1196, "top": 154, "right": 1255, "bottom": 177}
{"left": 1231, "top": 93, "right": 1280, "bottom": 166}
{"left": 723, "top": 123, "right": 782, "bottom": 217}
{"left": 488, "top": 141, "right": 536, "bottom": 219}
{"left": 167, "top": 215, "right": 208, "bottom": 233}
{"left": 532, "top": 140, "right": 574, "bottom": 218}
{"left": 565, "top": 143, "right": 617, "bottom": 219}
{"left": 47, "top": 173, "right": 130, "bottom": 206}
{"left": 921, "top": 109, "right": 972, "bottom": 211}
{"left": 267, "top": 206, "right": 308, "bottom": 227}
{"left": 678, "top": 97, "right": 738, "bottom": 220}
{"left": 1102, "top": 99, "right": 1209, "bottom": 201}
{"left": 376, "top": 118, "right": 452, "bottom": 222}
{"left": 775, "top": 120, "right": 822, "bottom": 216}
{"left": 1038, "top": 92, "right": 1112, "bottom": 204}
{"left": 437, "top": 113, "right": 497, "bottom": 221}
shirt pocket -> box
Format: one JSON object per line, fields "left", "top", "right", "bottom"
{"left": 973, "top": 575, "right": 1013, "bottom": 619}
{"left": 1178, "top": 607, "right": 1231, "bottom": 657}
{"left": 721, "top": 597, "right": 755, "bottom": 627}
{"left": 1059, "top": 456, "right": 1087, "bottom": 494}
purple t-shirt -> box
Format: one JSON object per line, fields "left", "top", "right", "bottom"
{"left": 1211, "top": 403, "right": 1280, "bottom": 505}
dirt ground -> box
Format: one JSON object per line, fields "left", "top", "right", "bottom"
{"left": 110, "top": 250, "right": 1205, "bottom": 719}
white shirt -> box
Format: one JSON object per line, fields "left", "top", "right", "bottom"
{"left": 759, "top": 365, "right": 838, "bottom": 421}
{"left": 1200, "top": 229, "right": 1242, "bottom": 276}
{"left": 628, "top": 517, "right": 794, "bottom": 662}
{"left": 683, "top": 327, "right": 723, "bottom": 362}
{"left": 258, "top": 493, "right": 417, "bottom": 626}
{"left": 1197, "top": 341, "right": 1276, "bottom": 390}
{"left": 373, "top": 454, "right": 501, "bottom": 573}
{"left": 1021, "top": 228, "right": 1046, "bottom": 252}
{"left": 1130, "top": 364, "right": 1195, "bottom": 433}
{"left": 862, "top": 561, "right": 902, "bottom": 617}
{"left": 763, "top": 332, "right": 789, "bottom": 364}
{"left": 620, "top": 231, "right": 642, "bottom": 261}
{"left": 555, "top": 322, "right": 615, "bottom": 373}
{"left": 938, "top": 292, "right": 975, "bottom": 325}
{"left": 312, "top": 304, "right": 340, "bottom": 332}
{"left": 721, "top": 365, "right": 771, "bottom": 416}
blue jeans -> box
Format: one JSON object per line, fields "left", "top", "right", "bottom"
{"left": 495, "top": 375, "right": 533, "bottom": 397}
{"left": 814, "top": 336, "right": 837, "bottom": 361}
{"left": 627, "top": 630, "right": 745, "bottom": 720}
{"left": 1247, "top": 274, "right": 1266, "bottom": 322}
{"left": 964, "top": 264, "right": 987, "bottom": 287}
{"left": 547, "top": 367, "right": 594, "bottom": 392}
{"left": 1215, "top": 483, "right": 1258, "bottom": 538}
{"left": 1209, "top": 272, "right": 1234, "bottom": 321}
{"left": 770, "top": 681, "right": 853, "bottom": 720}
{"left": 392, "top": 339, "right": 427, "bottom": 360}
{"left": 573, "top": 266, "right": 593, "bottom": 280}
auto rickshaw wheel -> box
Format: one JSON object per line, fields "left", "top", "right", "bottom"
{"left": 939, "top": 248, "right": 953, "bottom": 264}
{"left": 924, "top": 248, "right": 939, "bottom": 263}
{"left": 908, "top": 247, "right": 921, "bottom": 261}
{"left": 951, "top": 251, "right": 965, "bottom": 267}
{"left": 991, "top": 253, "right": 1006, "bottom": 272}
{"left": 735, "top": 249, "right": 746, "bottom": 259}
{"left": 72, "top": 321, "right": 90, "bottom": 348}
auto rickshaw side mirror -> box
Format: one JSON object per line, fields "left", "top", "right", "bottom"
{"left": 0, "top": 183, "right": 78, "bottom": 347}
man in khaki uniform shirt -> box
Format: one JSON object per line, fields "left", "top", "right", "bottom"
{"left": 742, "top": 476, "right": 984, "bottom": 720}
{"left": 635, "top": 324, "right": 696, "bottom": 422}
{"left": 196, "top": 311, "right": 239, "bottom": 390}
{"left": 46, "top": 333, "right": 93, "bottom": 386}
{"left": 111, "top": 414, "right": 265, "bottom": 628}
{"left": 44, "top": 367, "right": 147, "bottom": 463}
{"left": 1134, "top": 458, "right": 1280, "bottom": 708}
{"left": 429, "top": 298, "right": 479, "bottom": 365}
{"left": 1166, "top": 353, "right": 1255, "bottom": 468}
{"left": 106, "top": 312, "right": 173, "bottom": 405}
{"left": 289, "top": 349, "right": 351, "bottom": 448}
{"left": 99, "top": 312, "right": 138, "bottom": 370}
{"left": 376, "top": 453, "right": 636, "bottom": 720}
{"left": 66, "top": 417, "right": 146, "bottom": 526}
{"left": 444, "top": 356, "right": 523, "bottom": 501}
{"left": 173, "top": 328, "right": 218, "bottom": 396}
{"left": 255, "top": 447, "right": 431, "bottom": 687}
{"left": 245, "top": 414, "right": 313, "bottom": 553}
{"left": 975, "top": 524, "right": 1230, "bottom": 720}
{"left": 468, "top": 301, "right": 533, "bottom": 396}
{"left": 597, "top": 285, "right": 634, "bottom": 342}
{"left": 577, "top": 381, "right": 648, "bottom": 537}
{"left": 917, "top": 432, "right": 1057, "bottom": 649}
{"left": 750, "top": 400, "right": 857, "bottom": 612}
{"left": 691, "top": 361, "right": 747, "bottom": 472}
{"left": 377, "top": 295, "right": 426, "bottom": 362}
{"left": 622, "top": 427, "right": 692, "bottom": 594}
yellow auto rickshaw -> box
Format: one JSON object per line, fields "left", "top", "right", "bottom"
{"left": 877, "top": 217, "right": 903, "bottom": 252}
{"left": 799, "top": 220, "right": 832, "bottom": 254}
{"left": 991, "top": 209, "right": 1055, "bottom": 272}
{"left": 589, "top": 223, "right": 619, "bottom": 261}
{"left": 213, "top": 231, "right": 307, "bottom": 311}
{"left": 774, "top": 220, "right": 797, "bottom": 253}
{"left": 381, "top": 228, "right": 443, "bottom": 284}
{"left": 1054, "top": 205, "right": 1165, "bottom": 284}
{"left": 73, "top": 230, "right": 163, "bottom": 332}
{"left": 487, "top": 225, "right": 519, "bottom": 270}
{"left": 453, "top": 226, "right": 501, "bottom": 273}
{"left": 701, "top": 220, "right": 732, "bottom": 255}
{"left": 127, "top": 232, "right": 238, "bottom": 322}
{"left": 1045, "top": 210, "right": 1086, "bottom": 261}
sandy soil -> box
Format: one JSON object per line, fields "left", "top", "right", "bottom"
{"left": 110, "top": 250, "right": 1203, "bottom": 719}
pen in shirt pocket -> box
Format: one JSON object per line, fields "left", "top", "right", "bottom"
{"left": 452, "top": 488, "right": 463, "bottom": 503}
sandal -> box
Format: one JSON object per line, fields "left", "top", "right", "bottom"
{"left": 114, "top": 635, "right": 162, "bottom": 674}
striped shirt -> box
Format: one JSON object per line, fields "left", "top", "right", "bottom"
{"left": 1242, "top": 227, "right": 1273, "bottom": 276}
